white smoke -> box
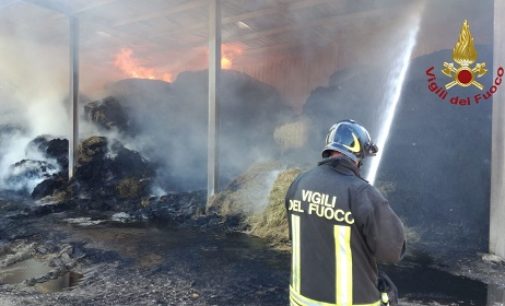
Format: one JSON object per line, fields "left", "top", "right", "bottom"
{"left": 0, "top": 32, "right": 69, "bottom": 192}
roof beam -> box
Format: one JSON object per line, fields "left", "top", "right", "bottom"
{"left": 76, "top": 0, "right": 408, "bottom": 64}
{"left": 186, "top": 3, "right": 405, "bottom": 52}
{"left": 21, "top": 0, "right": 69, "bottom": 15}
{"left": 79, "top": 1, "right": 396, "bottom": 56}
{"left": 223, "top": 7, "right": 386, "bottom": 43}
{"left": 222, "top": 0, "right": 329, "bottom": 25}
{"left": 73, "top": 0, "right": 329, "bottom": 50}
{"left": 112, "top": 0, "right": 206, "bottom": 28}
{"left": 71, "top": 0, "right": 122, "bottom": 15}
{"left": 148, "top": 0, "right": 329, "bottom": 39}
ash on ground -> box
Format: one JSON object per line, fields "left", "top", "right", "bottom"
{"left": 2, "top": 187, "right": 505, "bottom": 306}
{"left": 0, "top": 197, "right": 289, "bottom": 306}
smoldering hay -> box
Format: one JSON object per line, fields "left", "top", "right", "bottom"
{"left": 1, "top": 68, "right": 294, "bottom": 197}
{"left": 0, "top": 6, "right": 296, "bottom": 194}
{"left": 0, "top": 34, "right": 69, "bottom": 193}
{"left": 102, "top": 70, "right": 293, "bottom": 192}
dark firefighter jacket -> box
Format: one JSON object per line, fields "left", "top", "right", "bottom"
{"left": 285, "top": 157, "right": 405, "bottom": 306}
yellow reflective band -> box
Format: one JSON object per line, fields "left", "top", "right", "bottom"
{"left": 291, "top": 215, "right": 301, "bottom": 292}
{"left": 290, "top": 286, "right": 380, "bottom": 306}
{"left": 334, "top": 225, "right": 353, "bottom": 306}
{"left": 290, "top": 286, "right": 336, "bottom": 306}
{"left": 291, "top": 297, "right": 302, "bottom": 306}
{"left": 290, "top": 295, "right": 303, "bottom": 306}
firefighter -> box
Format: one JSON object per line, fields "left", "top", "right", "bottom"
{"left": 285, "top": 119, "right": 405, "bottom": 306}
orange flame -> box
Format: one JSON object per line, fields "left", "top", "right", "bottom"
{"left": 114, "top": 48, "right": 173, "bottom": 82}
{"left": 113, "top": 43, "right": 245, "bottom": 82}
{"left": 221, "top": 43, "right": 244, "bottom": 69}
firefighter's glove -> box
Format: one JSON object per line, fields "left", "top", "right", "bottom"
{"left": 377, "top": 271, "right": 398, "bottom": 306}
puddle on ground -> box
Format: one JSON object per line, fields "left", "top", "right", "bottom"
{"left": 34, "top": 271, "right": 83, "bottom": 293}
{"left": 383, "top": 263, "right": 493, "bottom": 305}
{"left": 65, "top": 222, "right": 505, "bottom": 305}
{"left": 0, "top": 258, "right": 50, "bottom": 284}
{"left": 0, "top": 258, "right": 83, "bottom": 293}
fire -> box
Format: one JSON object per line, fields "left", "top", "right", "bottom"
{"left": 221, "top": 43, "right": 244, "bottom": 69}
{"left": 113, "top": 43, "right": 245, "bottom": 82}
{"left": 114, "top": 48, "right": 173, "bottom": 82}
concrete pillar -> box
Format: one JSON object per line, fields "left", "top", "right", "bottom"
{"left": 207, "top": 0, "right": 221, "bottom": 203}
{"left": 490, "top": 0, "right": 505, "bottom": 258}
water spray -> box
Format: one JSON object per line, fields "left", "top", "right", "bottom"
{"left": 365, "top": 11, "right": 422, "bottom": 186}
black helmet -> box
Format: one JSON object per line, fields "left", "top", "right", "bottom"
{"left": 322, "top": 119, "right": 378, "bottom": 163}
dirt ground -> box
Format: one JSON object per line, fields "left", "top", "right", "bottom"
{"left": 1, "top": 198, "right": 504, "bottom": 306}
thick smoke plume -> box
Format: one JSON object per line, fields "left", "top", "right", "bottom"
{"left": 0, "top": 32, "right": 69, "bottom": 192}
{"left": 99, "top": 71, "right": 292, "bottom": 192}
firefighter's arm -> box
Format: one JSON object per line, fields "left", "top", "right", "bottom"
{"left": 355, "top": 185, "right": 406, "bottom": 263}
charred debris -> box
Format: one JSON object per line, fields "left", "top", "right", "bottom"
{"left": 0, "top": 70, "right": 296, "bottom": 233}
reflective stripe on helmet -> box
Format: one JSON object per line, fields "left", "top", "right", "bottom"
{"left": 342, "top": 133, "right": 361, "bottom": 153}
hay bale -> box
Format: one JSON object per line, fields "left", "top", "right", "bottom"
{"left": 273, "top": 118, "right": 309, "bottom": 151}
{"left": 117, "top": 177, "right": 142, "bottom": 199}
{"left": 209, "top": 162, "right": 302, "bottom": 246}
{"left": 209, "top": 162, "right": 283, "bottom": 216}
{"left": 78, "top": 136, "right": 107, "bottom": 164}
{"left": 211, "top": 165, "right": 411, "bottom": 250}
{"left": 247, "top": 168, "right": 301, "bottom": 246}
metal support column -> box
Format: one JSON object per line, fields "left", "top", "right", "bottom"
{"left": 490, "top": 0, "right": 505, "bottom": 258}
{"left": 68, "top": 16, "right": 79, "bottom": 179}
{"left": 207, "top": 0, "right": 221, "bottom": 204}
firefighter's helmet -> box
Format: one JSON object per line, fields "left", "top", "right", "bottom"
{"left": 322, "top": 119, "right": 378, "bottom": 163}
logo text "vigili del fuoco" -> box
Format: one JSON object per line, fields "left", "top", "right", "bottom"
{"left": 426, "top": 20, "right": 503, "bottom": 106}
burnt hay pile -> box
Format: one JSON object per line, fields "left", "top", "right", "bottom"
{"left": 209, "top": 162, "right": 302, "bottom": 245}
{"left": 103, "top": 70, "right": 292, "bottom": 191}
{"left": 0, "top": 70, "right": 294, "bottom": 226}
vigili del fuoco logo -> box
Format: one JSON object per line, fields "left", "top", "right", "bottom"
{"left": 425, "top": 20, "right": 503, "bottom": 106}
